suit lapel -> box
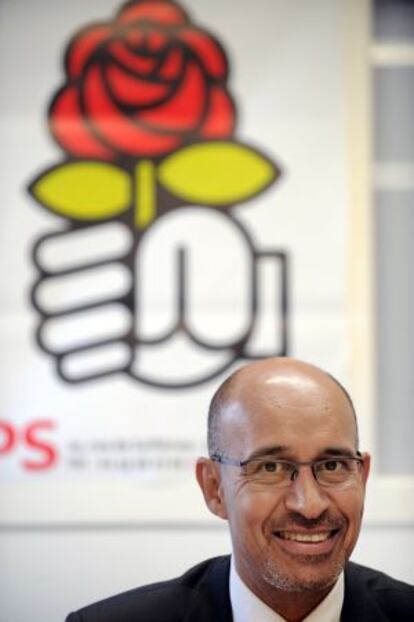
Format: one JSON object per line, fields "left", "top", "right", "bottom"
{"left": 185, "top": 556, "right": 233, "bottom": 622}
{"left": 341, "top": 562, "right": 389, "bottom": 622}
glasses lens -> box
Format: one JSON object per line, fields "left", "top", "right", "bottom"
{"left": 244, "top": 458, "right": 293, "bottom": 486}
{"left": 315, "top": 458, "right": 360, "bottom": 486}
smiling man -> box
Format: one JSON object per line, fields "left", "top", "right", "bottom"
{"left": 66, "top": 358, "right": 414, "bottom": 622}
{"left": 197, "top": 357, "right": 374, "bottom": 622}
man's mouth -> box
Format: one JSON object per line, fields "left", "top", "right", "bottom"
{"left": 271, "top": 527, "right": 342, "bottom": 556}
{"left": 276, "top": 530, "right": 338, "bottom": 543}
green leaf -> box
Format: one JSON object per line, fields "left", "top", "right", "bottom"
{"left": 30, "top": 162, "right": 131, "bottom": 220}
{"left": 158, "top": 142, "right": 280, "bottom": 206}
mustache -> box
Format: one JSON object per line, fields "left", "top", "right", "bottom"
{"left": 272, "top": 510, "right": 345, "bottom": 531}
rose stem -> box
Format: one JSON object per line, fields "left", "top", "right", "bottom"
{"left": 134, "top": 160, "right": 156, "bottom": 229}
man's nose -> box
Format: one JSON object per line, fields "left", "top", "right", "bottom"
{"left": 283, "top": 466, "right": 330, "bottom": 519}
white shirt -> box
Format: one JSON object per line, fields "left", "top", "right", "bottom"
{"left": 230, "top": 557, "right": 344, "bottom": 622}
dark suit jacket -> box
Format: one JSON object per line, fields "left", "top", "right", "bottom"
{"left": 65, "top": 555, "right": 414, "bottom": 622}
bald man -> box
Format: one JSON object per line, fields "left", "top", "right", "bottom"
{"left": 66, "top": 358, "right": 414, "bottom": 622}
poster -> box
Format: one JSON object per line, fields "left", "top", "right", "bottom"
{"left": 0, "top": 0, "right": 349, "bottom": 525}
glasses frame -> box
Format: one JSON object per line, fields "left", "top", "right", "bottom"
{"left": 210, "top": 452, "right": 364, "bottom": 487}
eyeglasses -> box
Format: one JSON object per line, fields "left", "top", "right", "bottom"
{"left": 210, "top": 453, "right": 364, "bottom": 488}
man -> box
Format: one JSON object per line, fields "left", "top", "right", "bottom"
{"left": 66, "top": 357, "right": 414, "bottom": 621}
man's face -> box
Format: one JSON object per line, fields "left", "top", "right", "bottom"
{"left": 215, "top": 366, "right": 370, "bottom": 596}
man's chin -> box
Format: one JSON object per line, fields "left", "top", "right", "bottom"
{"left": 261, "top": 556, "right": 344, "bottom": 593}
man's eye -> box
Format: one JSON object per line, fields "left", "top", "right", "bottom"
{"left": 248, "top": 460, "right": 279, "bottom": 474}
{"left": 246, "top": 459, "right": 289, "bottom": 477}
{"left": 259, "top": 460, "right": 289, "bottom": 474}
{"left": 321, "top": 460, "right": 346, "bottom": 472}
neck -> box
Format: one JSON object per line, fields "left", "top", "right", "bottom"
{"left": 252, "top": 584, "right": 332, "bottom": 622}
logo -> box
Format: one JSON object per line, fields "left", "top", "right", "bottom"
{"left": 0, "top": 419, "right": 58, "bottom": 471}
{"left": 28, "top": 0, "right": 289, "bottom": 388}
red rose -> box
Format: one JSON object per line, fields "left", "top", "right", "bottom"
{"left": 49, "top": 0, "right": 236, "bottom": 160}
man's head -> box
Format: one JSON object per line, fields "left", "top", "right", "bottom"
{"left": 196, "top": 357, "right": 370, "bottom": 602}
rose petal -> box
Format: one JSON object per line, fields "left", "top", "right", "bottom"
{"left": 139, "top": 61, "right": 206, "bottom": 132}
{"left": 109, "top": 41, "right": 159, "bottom": 75}
{"left": 179, "top": 28, "right": 228, "bottom": 80}
{"left": 83, "top": 64, "right": 181, "bottom": 156}
{"left": 158, "top": 46, "right": 183, "bottom": 80}
{"left": 49, "top": 84, "right": 114, "bottom": 159}
{"left": 147, "top": 31, "right": 168, "bottom": 52}
{"left": 106, "top": 63, "right": 171, "bottom": 106}
{"left": 125, "top": 29, "right": 167, "bottom": 53}
{"left": 125, "top": 30, "right": 145, "bottom": 48}
{"left": 65, "top": 25, "right": 112, "bottom": 79}
{"left": 117, "top": 1, "right": 189, "bottom": 26}
{"left": 199, "top": 86, "right": 236, "bottom": 138}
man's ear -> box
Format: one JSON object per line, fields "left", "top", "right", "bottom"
{"left": 196, "top": 457, "right": 228, "bottom": 520}
{"left": 361, "top": 452, "right": 371, "bottom": 486}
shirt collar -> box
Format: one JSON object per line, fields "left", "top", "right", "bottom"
{"left": 229, "top": 556, "right": 344, "bottom": 622}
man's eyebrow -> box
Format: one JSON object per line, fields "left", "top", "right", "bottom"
{"left": 245, "top": 446, "right": 358, "bottom": 461}
{"left": 319, "top": 447, "right": 357, "bottom": 458}
{"left": 245, "top": 445, "right": 288, "bottom": 460}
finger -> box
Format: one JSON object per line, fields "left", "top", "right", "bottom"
{"left": 242, "top": 251, "right": 288, "bottom": 357}
{"left": 33, "top": 263, "right": 131, "bottom": 315}
{"left": 38, "top": 303, "right": 131, "bottom": 354}
{"left": 58, "top": 341, "right": 132, "bottom": 382}
{"left": 34, "top": 222, "right": 133, "bottom": 273}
